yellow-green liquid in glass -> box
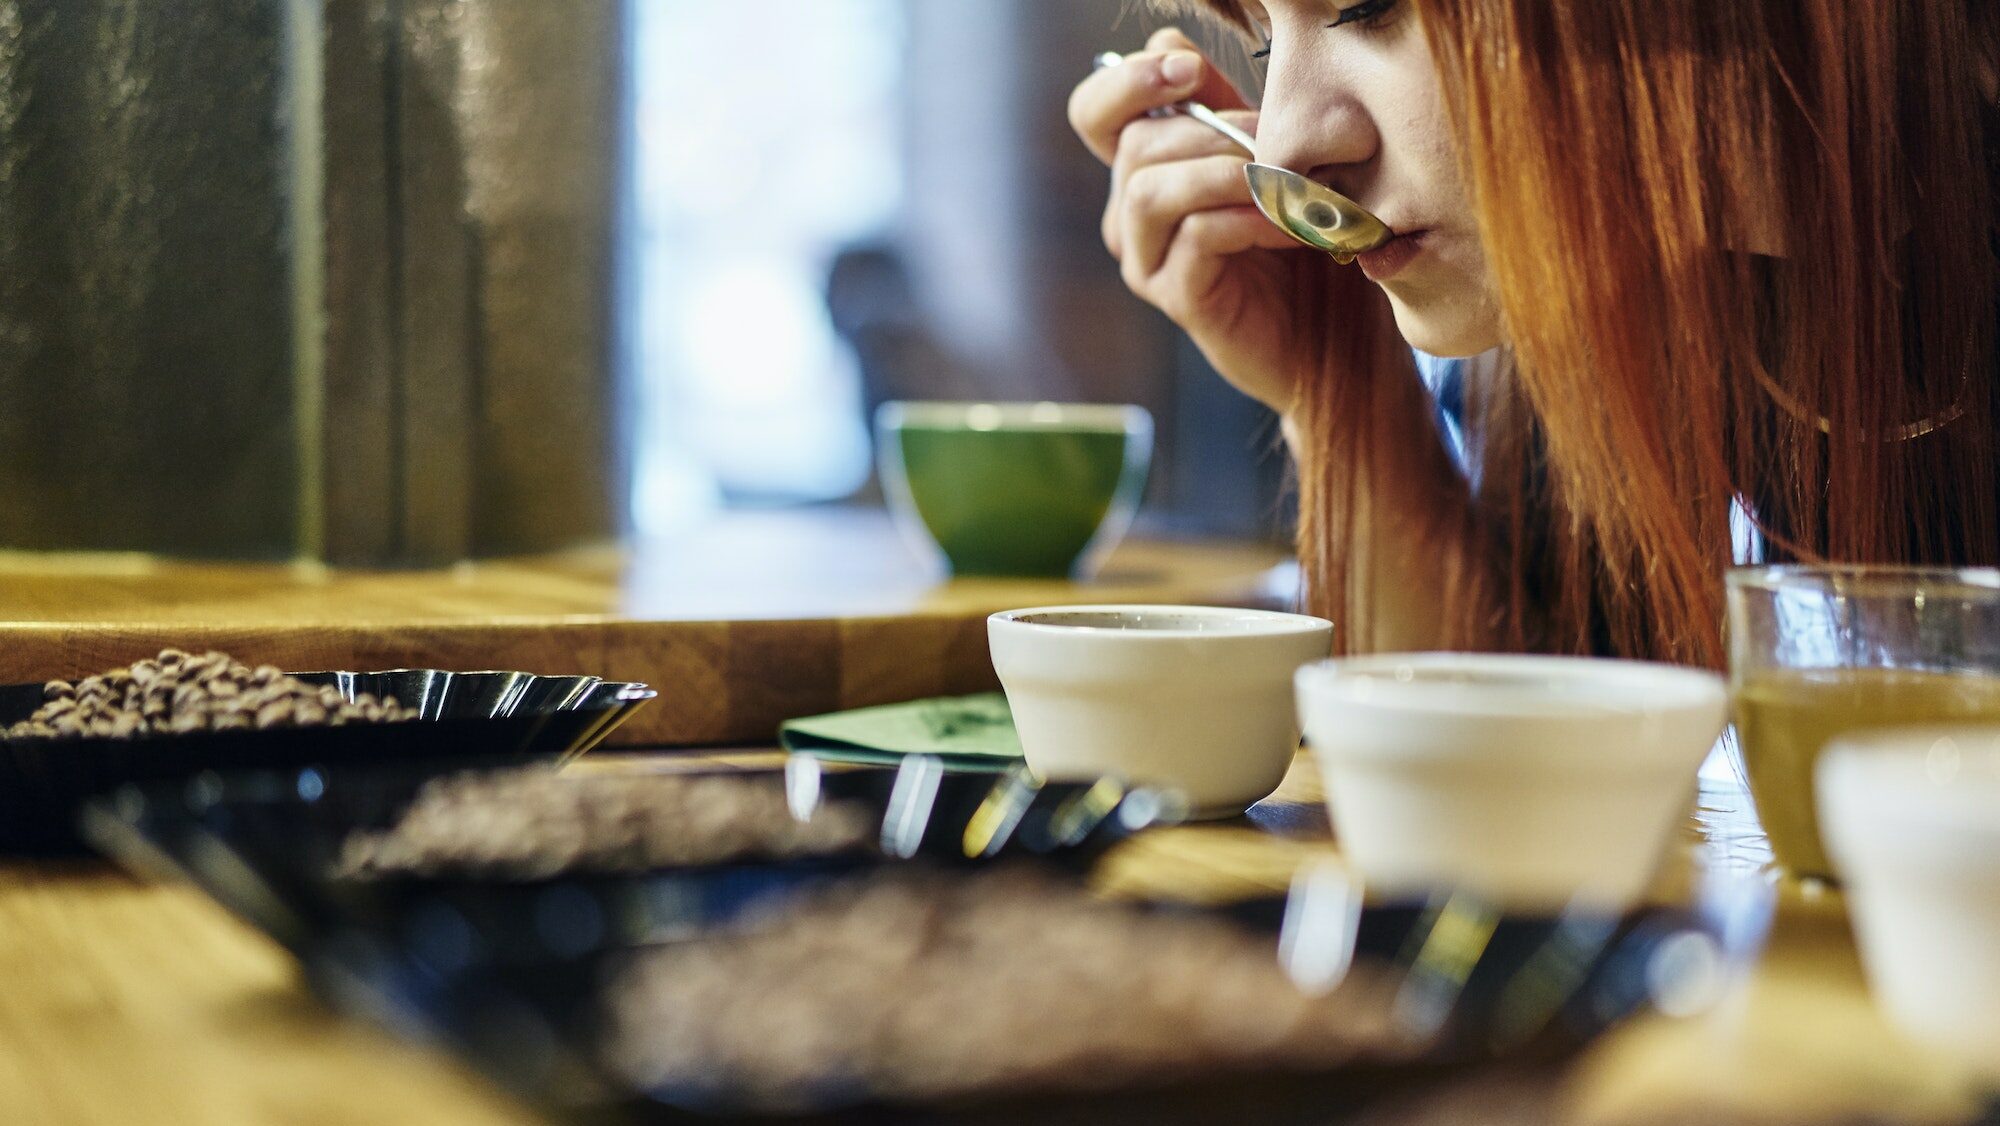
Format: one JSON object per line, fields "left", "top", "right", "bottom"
{"left": 1733, "top": 668, "right": 2000, "bottom": 878}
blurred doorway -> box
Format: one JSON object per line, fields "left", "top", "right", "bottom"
{"left": 627, "top": 0, "right": 1289, "bottom": 544}
{"left": 629, "top": 0, "right": 904, "bottom": 531}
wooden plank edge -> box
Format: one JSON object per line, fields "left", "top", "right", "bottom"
{"left": 0, "top": 613, "right": 1004, "bottom": 747}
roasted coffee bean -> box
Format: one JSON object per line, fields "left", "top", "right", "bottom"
{"left": 4, "top": 649, "right": 416, "bottom": 742}
{"left": 602, "top": 870, "right": 1408, "bottom": 1109}
{"left": 339, "top": 769, "right": 879, "bottom": 881}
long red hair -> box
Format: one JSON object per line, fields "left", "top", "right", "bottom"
{"left": 1164, "top": 0, "right": 2000, "bottom": 666}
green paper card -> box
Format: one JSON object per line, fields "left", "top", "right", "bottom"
{"left": 778, "top": 694, "right": 1023, "bottom": 771}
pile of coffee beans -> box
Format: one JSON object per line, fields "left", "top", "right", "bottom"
{"left": 603, "top": 868, "right": 1406, "bottom": 1109}
{"left": 2, "top": 649, "right": 415, "bottom": 741}
{"left": 339, "top": 767, "right": 878, "bottom": 880}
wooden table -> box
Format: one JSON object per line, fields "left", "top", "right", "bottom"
{"left": 0, "top": 750, "right": 1990, "bottom": 1126}
{"left": 0, "top": 518, "right": 1990, "bottom": 1124}
{"left": 0, "top": 509, "right": 1290, "bottom": 747}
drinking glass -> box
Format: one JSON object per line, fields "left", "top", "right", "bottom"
{"left": 1727, "top": 566, "right": 2000, "bottom": 879}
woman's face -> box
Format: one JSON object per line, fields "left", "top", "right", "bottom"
{"left": 1243, "top": 0, "right": 1502, "bottom": 357}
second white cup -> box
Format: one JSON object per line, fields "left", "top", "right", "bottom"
{"left": 1297, "top": 653, "right": 1728, "bottom": 910}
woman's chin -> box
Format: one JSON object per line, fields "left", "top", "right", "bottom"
{"left": 1384, "top": 290, "right": 1505, "bottom": 360}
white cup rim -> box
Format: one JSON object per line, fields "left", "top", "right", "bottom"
{"left": 878, "top": 401, "right": 1152, "bottom": 434}
{"left": 1296, "top": 652, "right": 1725, "bottom": 718}
{"left": 989, "top": 604, "right": 1333, "bottom": 641}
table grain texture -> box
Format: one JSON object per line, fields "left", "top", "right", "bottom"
{"left": 0, "top": 510, "right": 1291, "bottom": 747}
{"left": 0, "top": 517, "right": 1988, "bottom": 1124}
{"left": 0, "top": 751, "right": 1988, "bottom": 1126}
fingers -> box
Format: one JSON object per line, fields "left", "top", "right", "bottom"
{"left": 1101, "top": 110, "right": 1259, "bottom": 258}
{"left": 1142, "top": 27, "right": 1251, "bottom": 114}
{"left": 1119, "top": 154, "right": 1264, "bottom": 281}
{"left": 1150, "top": 209, "right": 1298, "bottom": 318}
{"left": 1069, "top": 50, "right": 1204, "bottom": 166}
{"left": 1112, "top": 158, "right": 1299, "bottom": 327}
{"left": 1068, "top": 31, "right": 1249, "bottom": 167}
{"left": 1073, "top": 27, "right": 1292, "bottom": 330}
{"left": 1111, "top": 109, "right": 1258, "bottom": 180}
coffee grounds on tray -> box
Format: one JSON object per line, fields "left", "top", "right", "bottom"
{"left": 338, "top": 768, "right": 879, "bottom": 880}
{"left": 3, "top": 649, "right": 414, "bottom": 741}
{"left": 601, "top": 868, "right": 1410, "bottom": 1110}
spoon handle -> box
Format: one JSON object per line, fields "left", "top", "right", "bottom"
{"left": 1176, "top": 102, "right": 1256, "bottom": 157}
{"left": 1091, "top": 52, "right": 1256, "bottom": 158}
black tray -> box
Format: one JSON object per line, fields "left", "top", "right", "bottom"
{"left": 1, "top": 669, "right": 655, "bottom": 852}
{"left": 353, "top": 902, "right": 1685, "bottom": 1125}
{"left": 84, "top": 756, "right": 1158, "bottom": 961}
{"left": 82, "top": 757, "right": 1722, "bottom": 1123}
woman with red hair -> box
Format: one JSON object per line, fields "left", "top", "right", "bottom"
{"left": 1071, "top": 1, "right": 2000, "bottom": 667}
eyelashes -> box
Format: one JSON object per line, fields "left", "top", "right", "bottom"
{"left": 1251, "top": 0, "right": 1401, "bottom": 61}
{"left": 1328, "top": 0, "right": 1399, "bottom": 30}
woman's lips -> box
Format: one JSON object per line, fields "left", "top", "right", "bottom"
{"left": 1357, "top": 230, "right": 1426, "bottom": 282}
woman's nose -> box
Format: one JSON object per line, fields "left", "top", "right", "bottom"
{"left": 1253, "top": 57, "right": 1380, "bottom": 189}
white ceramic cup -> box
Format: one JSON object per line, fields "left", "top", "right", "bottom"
{"left": 1818, "top": 727, "right": 2000, "bottom": 1075}
{"left": 1296, "top": 653, "right": 1728, "bottom": 911}
{"left": 988, "top": 605, "right": 1334, "bottom": 818}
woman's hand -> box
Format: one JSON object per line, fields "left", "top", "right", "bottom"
{"left": 1070, "top": 28, "right": 1372, "bottom": 413}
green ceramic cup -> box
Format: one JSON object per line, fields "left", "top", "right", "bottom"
{"left": 877, "top": 402, "right": 1153, "bottom": 578}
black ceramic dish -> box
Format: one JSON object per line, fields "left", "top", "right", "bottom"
{"left": 82, "top": 757, "right": 1164, "bottom": 960}
{"left": 0, "top": 669, "right": 655, "bottom": 852}
{"left": 82, "top": 757, "right": 1717, "bottom": 1124}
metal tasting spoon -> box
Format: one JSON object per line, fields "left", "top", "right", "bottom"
{"left": 1093, "top": 52, "right": 1394, "bottom": 263}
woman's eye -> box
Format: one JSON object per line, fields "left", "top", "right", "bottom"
{"left": 1327, "top": 0, "right": 1400, "bottom": 31}
{"left": 1256, "top": 0, "right": 1397, "bottom": 63}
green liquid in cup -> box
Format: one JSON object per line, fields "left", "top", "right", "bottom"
{"left": 893, "top": 427, "right": 1136, "bottom": 577}
{"left": 1734, "top": 667, "right": 2000, "bottom": 878}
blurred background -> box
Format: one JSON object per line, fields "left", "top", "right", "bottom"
{"left": 629, "top": 0, "right": 1282, "bottom": 540}
{"left": 0, "top": 0, "right": 1283, "bottom": 564}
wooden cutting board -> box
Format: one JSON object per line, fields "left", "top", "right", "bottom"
{"left": 0, "top": 511, "right": 1292, "bottom": 747}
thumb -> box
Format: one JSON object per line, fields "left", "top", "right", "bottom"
{"left": 1144, "top": 26, "right": 1253, "bottom": 112}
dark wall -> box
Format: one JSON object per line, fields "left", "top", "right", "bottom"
{"left": 321, "top": 0, "right": 628, "bottom": 565}
{"left": 0, "top": 1, "right": 300, "bottom": 556}
{"left": 0, "top": 0, "right": 628, "bottom": 564}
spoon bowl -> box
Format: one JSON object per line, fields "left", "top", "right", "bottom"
{"left": 1245, "top": 163, "right": 1395, "bottom": 263}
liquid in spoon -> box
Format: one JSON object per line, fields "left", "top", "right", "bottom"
{"left": 1244, "top": 163, "right": 1392, "bottom": 262}
{"left": 1092, "top": 52, "right": 1393, "bottom": 261}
